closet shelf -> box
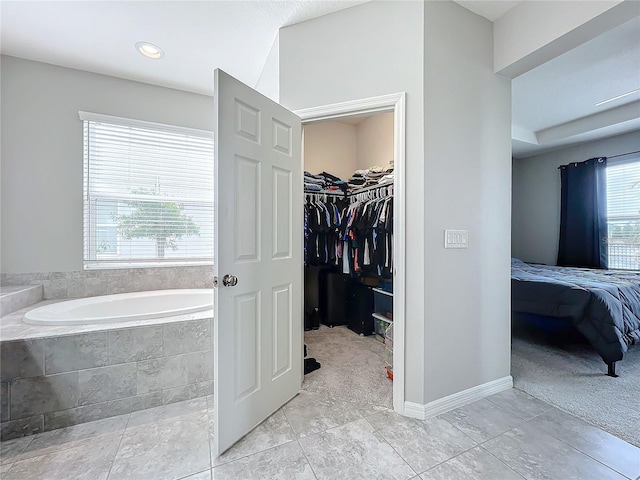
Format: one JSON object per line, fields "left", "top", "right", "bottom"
{"left": 372, "top": 312, "right": 393, "bottom": 324}
{"left": 372, "top": 287, "right": 393, "bottom": 297}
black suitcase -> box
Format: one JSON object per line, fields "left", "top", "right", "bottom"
{"left": 319, "top": 272, "right": 350, "bottom": 327}
{"left": 304, "top": 266, "right": 322, "bottom": 330}
{"left": 347, "top": 282, "right": 375, "bottom": 335}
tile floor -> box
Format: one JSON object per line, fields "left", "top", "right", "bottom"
{"left": 1, "top": 387, "right": 638, "bottom": 480}
{"left": 2, "top": 321, "right": 638, "bottom": 480}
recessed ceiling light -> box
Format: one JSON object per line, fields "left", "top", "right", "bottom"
{"left": 594, "top": 88, "right": 640, "bottom": 106}
{"left": 135, "top": 41, "right": 164, "bottom": 59}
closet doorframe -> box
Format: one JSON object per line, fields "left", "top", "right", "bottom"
{"left": 295, "top": 93, "right": 407, "bottom": 414}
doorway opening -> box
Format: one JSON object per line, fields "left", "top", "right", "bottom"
{"left": 295, "top": 93, "right": 406, "bottom": 413}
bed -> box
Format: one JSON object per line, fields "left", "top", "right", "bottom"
{"left": 511, "top": 258, "right": 640, "bottom": 376}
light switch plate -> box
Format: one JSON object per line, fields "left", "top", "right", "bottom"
{"left": 444, "top": 229, "right": 468, "bottom": 248}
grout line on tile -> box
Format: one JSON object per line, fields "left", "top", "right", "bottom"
{"left": 215, "top": 439, "right": 298, "bottom": 469}
{"left": 477, "top": 444, "right": 528, "bottom": 480}
{"left": 521, "top": 416, "right": 638, "bottom": 480}
{"left": 105, "top": 412, "right": 131, "bottom": 480}
{"left": 176, "top": 468, "right": 212, "bottom": 480}
{"left": 7, "top": 416, "right": 125, "bottom": 466}
{"left": 1, "top": 463, "right": 15, "bottom": 475}
{"left": 475, "top": 423, "right": 523, "bottom": 448}
{"left": 295, "top": 438, "right": 320, "bottom": 480}
{"left": 280, "top": 403, "right": 319, "bottom": 480}
{"left": 2, "top": 432, "right": 37, "bottom": 464}
{"left": 436, "top": 410, "right": 526, "bottom": 446}
{"left": 368, "top": 415, "right": 419, "bottom": 478}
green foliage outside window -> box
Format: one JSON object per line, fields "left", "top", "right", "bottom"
{"left": 113, "top": 189, "right": 200, "bottom": 258}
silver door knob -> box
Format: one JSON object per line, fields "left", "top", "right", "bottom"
{"left": 222, "top": 274, "right": 238, "bottom": 287}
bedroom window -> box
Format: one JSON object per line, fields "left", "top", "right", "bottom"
{"left": 606, "top": 156, "right": 640, "bottom": 270}
{"left": 81, "top": 112, "right": 214, "bottom": 269}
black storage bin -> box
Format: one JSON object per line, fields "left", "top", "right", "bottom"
{"left": 319, "top": 272, "right": 350, "bottom": 327}
{"left": 347, "top": 282, "right": 375, "bottom": 335}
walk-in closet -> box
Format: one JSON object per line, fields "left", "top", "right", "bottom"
{"left": 301, "top": 111, "right": 395, "bottom": 408}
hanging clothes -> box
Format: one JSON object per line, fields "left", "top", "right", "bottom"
{"left": 342, "top": 193, "right": 393, "bottom": 279}
{"left": 304, "top": 184, "right": 393, "bottom": 279}
{"left": 304, "top": 195, "right": 348, "bottom": 267}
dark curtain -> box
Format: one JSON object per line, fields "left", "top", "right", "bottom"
{"left": 557, "top": 157, "right": 608, "bottom": 269}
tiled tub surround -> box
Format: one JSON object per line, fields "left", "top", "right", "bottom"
{"left": 0, "top": 265, "right": 214, "bottom": 300}
{"left": 0, "top": 286, "right": 43, "bottom": 317}
{"left": 0, "top": 305, "right": 214, "bottom": 441}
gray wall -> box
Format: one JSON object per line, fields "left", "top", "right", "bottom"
{"left": 280, "top": 0, "right": 512, "bottom": 405}
{"left": 423, "top": 1, "right": 512, "bottom": 403}
{"left": 1, "top": 56, "right": 214, "bottom": 274}
{"left": 255, "top": 32, "right": 280, "bottom": 102}
{"left": 280, "top": 0, "right": 427, "bottom": 404}
{"left": 512, "top": 131, "right": 640, "bottom": 265}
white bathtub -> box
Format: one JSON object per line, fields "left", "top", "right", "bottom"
{"left": 23, "top": 289, "right": 214, "bottom": 326}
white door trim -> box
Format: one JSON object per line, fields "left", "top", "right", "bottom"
{"left": 295, "top": 92, "right": 407, "bottom": 415}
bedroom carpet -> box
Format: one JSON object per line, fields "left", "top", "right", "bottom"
{"left": 302, "top": 325, "right": 393, "bottom": 409}
{"left": 511, "top": 320, "right": 640, "bottom": 447}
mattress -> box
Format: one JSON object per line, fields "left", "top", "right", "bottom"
{"left": 511, "top": 258, "right": 640, "bottom": 364}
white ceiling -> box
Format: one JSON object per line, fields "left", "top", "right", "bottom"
{"left": 512, "top": 16, "right": 640, "bottom": 158}
{"left": 454, "top": 0, "right": 521, "bottom": 21}
{"left": 1, "top": 1, "right": 638, "bottom": 158}
{"left": 0, "top": 0, "right": 368, "bottom": 95}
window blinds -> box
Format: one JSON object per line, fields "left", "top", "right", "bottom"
{"left": 606, "top": 156, "right": 640, "bottom": 270}
{"left": 81, "top": 112, "right": 214, "bottom": 269}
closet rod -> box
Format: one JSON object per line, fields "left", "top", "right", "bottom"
{"left": 303, "top": 189, "right": 346, "bottom": 198}
{"left": 351, "top": 180, "right": 393, "bottom": 194}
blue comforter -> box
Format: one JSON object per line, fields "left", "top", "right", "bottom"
{"left": 511, "top": 258, "right": 640, "bottom": 364}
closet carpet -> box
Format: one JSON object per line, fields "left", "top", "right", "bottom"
{"left": 511, "top": 319, "right": 640, "bottom": 447}
{"left": 303, "top": 325, "right": 393, "bottom": 410}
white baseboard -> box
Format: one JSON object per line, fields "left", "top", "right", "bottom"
{"left": 403, "top": 375, "right": 513, "bottom": 420}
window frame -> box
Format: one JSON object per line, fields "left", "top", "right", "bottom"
{"left": 81, "top": 111, "right": 214, "bottom": 270}
{"left": 605, "top": 154, "right": 640, "bottom": 271}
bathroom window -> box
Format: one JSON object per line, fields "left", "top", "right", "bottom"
{"left": 81, "top": 112, "right": 214, "bottom": 269}
{"left": 95, "top": 199, "right": 118, "bottom": 255}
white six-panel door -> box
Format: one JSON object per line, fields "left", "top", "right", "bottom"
{"left": 213, "top": 69, "right": 303, "bottom": 456}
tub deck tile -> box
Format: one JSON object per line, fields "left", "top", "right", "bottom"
{"left": 0, "top": 302, "right": 213, "bottom": 342}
